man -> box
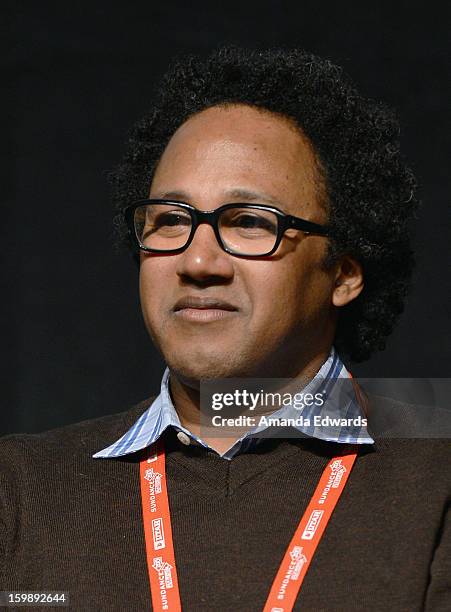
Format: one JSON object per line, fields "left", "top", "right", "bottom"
{"left": 1, "top": 47, "right": 450, "bottom": 611}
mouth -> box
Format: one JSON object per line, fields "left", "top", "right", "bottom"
{"left": 173, "top": 296, "right": 238, "bottom": 323}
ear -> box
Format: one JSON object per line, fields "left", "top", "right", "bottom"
{"left": 332, "top": 256, "right": 364, "bottom": 307}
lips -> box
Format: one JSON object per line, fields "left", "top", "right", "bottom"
{"left": 172, "top": 296, "right": 239, "bottom": 323}
{"left": 173, "top": 296, "right": 238, "bottom": 312}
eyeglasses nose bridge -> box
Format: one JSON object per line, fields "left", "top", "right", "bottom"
{"left": 188, "top": 208, "right": 225, "bottom": 249}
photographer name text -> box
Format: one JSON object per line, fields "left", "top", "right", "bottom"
{"left": 210, "top": 415, "right": 368, "bottom": 428}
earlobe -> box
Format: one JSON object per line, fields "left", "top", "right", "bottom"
{"left": 332, "top": 256, "right": 364, "bottom": 307}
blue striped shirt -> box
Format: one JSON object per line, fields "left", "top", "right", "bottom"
{"left": 93, "top": 347, "right": 373, "bottom": 461}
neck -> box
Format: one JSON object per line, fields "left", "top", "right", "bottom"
{"left": 168, "top": 347, "right": 333, "bottom": 454}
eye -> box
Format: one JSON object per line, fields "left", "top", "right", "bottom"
{"left": 141, "top": 208, "right": 192, "bottom": 241}
{"left": 153, "top": 211, "right": 191, "bottom": 228}
{"left": 228, "top": 212, "right": 277, "bottom": 234}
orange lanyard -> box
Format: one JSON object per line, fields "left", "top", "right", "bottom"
{"left": 140, "top": 439, "right": 357, "bottom": 611}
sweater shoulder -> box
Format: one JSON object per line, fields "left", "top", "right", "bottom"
{"left": 0, "top": 397, "right": 154, "bottom": 463}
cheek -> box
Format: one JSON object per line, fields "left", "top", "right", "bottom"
{"left": 242, "top": 263, "right": 297, "bottom": 334}
{"left": 139, "top": 260, "right": 173, "bottom": 318}
{"left": 248, "top": 255, "right": 332, "bottom": 328}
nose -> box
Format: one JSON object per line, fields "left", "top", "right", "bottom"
{"left": 175, "top": 222, "right": 234, "bottom": 284}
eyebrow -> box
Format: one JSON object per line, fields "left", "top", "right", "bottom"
{"left": 150, "top": 188, "right": 284, "bottom": 208}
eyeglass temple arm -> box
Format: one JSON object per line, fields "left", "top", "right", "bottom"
{"left": 288, "top": 216, "right": 330, "bottom": 236}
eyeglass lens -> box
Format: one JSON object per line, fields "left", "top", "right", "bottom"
{"left": 133, "top": 203, "right": 279, "bottom": 255}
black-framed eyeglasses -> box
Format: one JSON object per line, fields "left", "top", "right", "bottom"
{"left": 124, "top": 199, "right": 330, "bottom": 258}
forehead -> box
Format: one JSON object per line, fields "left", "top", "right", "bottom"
{"left": 151, "top": 104, "right": 324, "bottom": 216}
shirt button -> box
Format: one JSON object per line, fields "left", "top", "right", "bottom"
{"left": 177, "top": 431, "right": 191, "bottom": 446}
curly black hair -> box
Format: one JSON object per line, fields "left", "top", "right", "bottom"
{"left": 110, "top": 46, "right": 419, "bottom": 363}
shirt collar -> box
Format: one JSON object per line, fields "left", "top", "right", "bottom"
{"left": 93, "top": 347, "right": 374, "bottom": 461}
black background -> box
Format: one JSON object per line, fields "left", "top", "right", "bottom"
{"left": 3, "top": 1, "right": 450, "bottom": 435}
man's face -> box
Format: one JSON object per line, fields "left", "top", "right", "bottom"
{"left": 139, "top": 104, "right": 339, "bottom": 381}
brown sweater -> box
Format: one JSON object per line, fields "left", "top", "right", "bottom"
{"left": 1, "top": 398, "right": 450, "bottom": 611}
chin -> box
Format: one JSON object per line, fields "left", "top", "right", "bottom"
{"left": 164, "top": 347, "right": 247, "bottom": 382}
{"left": 170, "top": 360, "right": 236, "bottom": 383}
